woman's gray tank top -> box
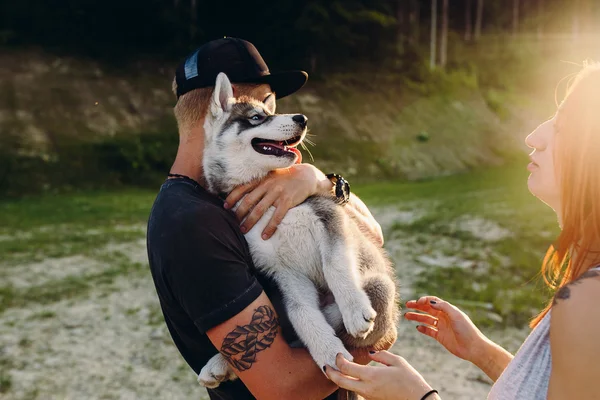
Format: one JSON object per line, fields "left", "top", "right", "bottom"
{"left": 488, "top": 265, "right": 600, "bottom": 399}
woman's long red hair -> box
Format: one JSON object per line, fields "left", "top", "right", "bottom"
{"left": 531, "top": 63, "right": 600, "bottom": 328}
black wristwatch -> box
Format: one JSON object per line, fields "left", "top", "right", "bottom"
{"left": 326, "top": 173, "right": 351, "bottom": 205}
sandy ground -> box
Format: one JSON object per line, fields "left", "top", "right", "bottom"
{"left": 392, "top": 324, "right": 528, "bottom": 400}
{"left": 0, "top": 207, "right": 530, "bottom": 400}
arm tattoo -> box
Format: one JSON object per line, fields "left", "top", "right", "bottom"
{"left": 220, "top": 305, "right": 279, "bottom": 371}
{"left": 553, "top": 269, "right": 600, "bottom": 306}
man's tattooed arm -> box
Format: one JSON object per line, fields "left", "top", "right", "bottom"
{"left": 219, "top": 305, "right": 279, "bottom": 371}
{"left": 553, "top": 269, "right": 600, "bottom": 306}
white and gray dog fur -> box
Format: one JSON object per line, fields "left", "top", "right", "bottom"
{"left": 198, "top": 73, "right": 399, "bottom": 390}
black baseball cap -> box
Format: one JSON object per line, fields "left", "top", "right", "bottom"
{"left": 175, "top": 37, "right": 308, "bottom": 99}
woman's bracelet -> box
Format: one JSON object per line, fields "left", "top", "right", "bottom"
{"left": 420, "top": 389, "right": 439, "bottom": 400}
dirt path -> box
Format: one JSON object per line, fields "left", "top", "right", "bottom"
{"left": 392, "top": 322, "right": 528, "bottom": 400}
{"left": 375, "top": 206, "right": 529, "bottom": 400}
{"left": 0, "top": 206, "right": 531, "bottom": 400}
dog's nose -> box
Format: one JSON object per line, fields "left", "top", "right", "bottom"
{"left": 292, "top": 114, "right": 308, "bottom": 128}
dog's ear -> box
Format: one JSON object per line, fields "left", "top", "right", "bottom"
{"left": 264, "top": 93, "right": 276, "bottom": 114}
{"left": 211, "top": 73, "right": 234, "bottom": 118}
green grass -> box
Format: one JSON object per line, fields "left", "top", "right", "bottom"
{"left": 27, "top": 310, "right": 57, "bottom": 320}
{"left": 0, "top": 370, "right": 12, "bottom": 394}
{"left": 277, "top": 65, "right": 535, "bottom": 183}
{"left": 0, "top": 188, "right": 155, "bottom": 264}
{"left": 355, "top": 160, "right": 559, "bottom": 327}
{"left": 0, "top": 162, "right": 559, "bottom": 326}
{"left": 0, "top": 188, "right": 156, "bottom": 229}
{"left": 0, "top": 227, "right": 146, "bottom": 266}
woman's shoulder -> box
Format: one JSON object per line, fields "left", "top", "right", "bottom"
{"left": 552, "top": 268, "right": 600, "bottom": 309}
{"left": 550, "top": 268, "right": 600, "bottom": 350}
{"left": 546, "top": 268, "right": 600, "bottom": 396}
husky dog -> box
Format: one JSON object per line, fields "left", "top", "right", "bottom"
{"left": 198, "top": 73, "right": 399, "bottom": 389}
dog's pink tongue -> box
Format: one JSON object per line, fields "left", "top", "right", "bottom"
{"left": 290, "top": 147, "right": 302, "bottom": 164}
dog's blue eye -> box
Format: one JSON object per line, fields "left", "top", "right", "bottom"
{"left": 250, "top": 115, "right": 262, "bottom": 121}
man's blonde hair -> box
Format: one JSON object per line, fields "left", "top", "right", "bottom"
{"left": 172, "top": 78, "right": 269, "bottom": 134}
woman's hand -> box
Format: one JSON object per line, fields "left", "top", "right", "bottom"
{"left": 405, "top": 296, "right": 490, "bottom": 366}
{"left": 325, "top": 352, "right": 437, "bottom": 400}
{"left": 224, "top": 164, "right": 329, "bottom": 239}
{"left": 406, "top": 296, "right": 513, "bottom": 382}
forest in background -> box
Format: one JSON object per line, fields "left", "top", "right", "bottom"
{"left": 1, "top": 0, "right": 598, "bottom": 70}
{"left": 0, "top": 0, "right": 599, "bottom": 196}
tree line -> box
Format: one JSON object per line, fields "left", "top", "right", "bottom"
{"left": 0, "top": 0, "right": 597, "bottom": 71}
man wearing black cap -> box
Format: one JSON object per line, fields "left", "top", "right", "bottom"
{"left": 147, "top": 38, "right": 389, "bottom": 400}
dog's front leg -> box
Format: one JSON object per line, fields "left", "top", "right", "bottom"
{"left": 275, "top": 271, "right": 352, "bottom": 371}
{"left": 318, "top": 221, "right": 377, "bottom": 339}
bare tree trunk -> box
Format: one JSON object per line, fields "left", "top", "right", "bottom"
{"left": 440, "top": 0, "right": 448, "bottom": 68}
{"left": 430, "top": 0, "right": 438, "bottom": 69}
{"left": 409, "top": 0, "right": 420, "bottom": 45}
{"left": 512, "top": 0, "right": 519, "bottom": 37}
{"left": 415, "top": 0, "right": 421, "bottom": 43}
{"left": 310, "top": 51, "right": 317, "bottom": 73}
{"left": 396, "top": 0, "right": 405, "bottom": 54}
{"left": 465, "top": 0, "right": 473, "bottom": 41}
{"left": 190, "top": 0, "right": 197, "bottom": 40}
{"left": 537, "top": 0, "right": 543, "bottom": 39}
{"left": 474, "top": 0, "right": 483, "bottom": 41}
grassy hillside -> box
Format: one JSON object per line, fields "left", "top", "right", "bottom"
{"left": 0, "top": 42, "right": 578, "bottom": 195}
{"left": 278, "top": 73, "right": 520, "bottom": 180}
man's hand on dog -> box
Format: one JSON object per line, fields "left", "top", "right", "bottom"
{"left": 224, "top": 164, "right": 331, "bottom": 240}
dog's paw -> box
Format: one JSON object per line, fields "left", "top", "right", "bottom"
{"left": 342, "top": 298, "right": 377, "bottom": 339}
{"left": 198, "top": 354, "right": 236, "bottom": 388}
{"left": 198, "top": 367, "right": 229, "bottom": 389}
{"left": 312, "top": 341, "right": 353, "bottom": 374}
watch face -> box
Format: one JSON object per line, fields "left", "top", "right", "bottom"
{"left": 326, "top": 174, "right": 350, "bottom": 204}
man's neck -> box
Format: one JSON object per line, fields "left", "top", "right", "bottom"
{"left": 170, "top": 127, "right": 206, "bottom": 186}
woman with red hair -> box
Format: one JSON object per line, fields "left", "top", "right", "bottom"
{"left": 325, "top": 63, "right": 600, "bottom": 400}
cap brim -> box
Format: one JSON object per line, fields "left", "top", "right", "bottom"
{"left": 244, "top": 70, "right": 308, "bottom": 99}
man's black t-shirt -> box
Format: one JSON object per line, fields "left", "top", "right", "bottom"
{"left": 147, "top": 177, "right": 261, "bottom": 399}
{"left": 147, "top": 177, "right": 335, "bottom": 400}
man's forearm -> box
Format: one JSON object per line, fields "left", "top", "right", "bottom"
{"left": 283, "top": 347, "right": 339, "bottom": 399}
{"left": 472, "top": 339, "right": 513, "bottom": 382}
{"left": 283, "top": 347, "right": 386, "bottom": 397}
{"left": 281, "top": 347, "right": 393, "bottom": 398}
